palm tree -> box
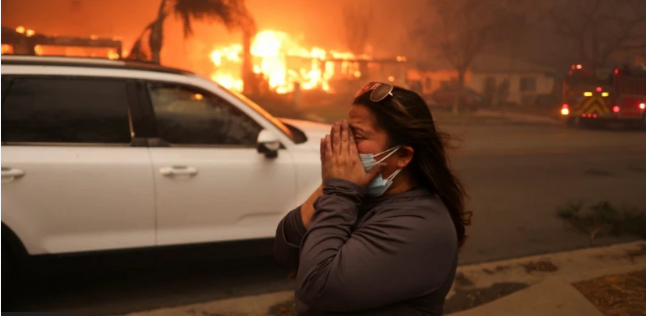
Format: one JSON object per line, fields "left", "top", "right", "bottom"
{"left": 129, "top": 0, "right": 255, "bottom": 64}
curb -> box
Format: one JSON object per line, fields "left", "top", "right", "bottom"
{"left": 445, "top": 241, "right": 646, "bottom": 315}
{"left": 117, "top": 241, "right": 646, "bottom": 316}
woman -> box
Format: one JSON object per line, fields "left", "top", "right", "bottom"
{"left": 275, "top": 82, "right": 471, "bottom": 315}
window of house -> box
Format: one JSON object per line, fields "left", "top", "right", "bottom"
{"left": 520, "top": 77, "right": 537, "bottom": 92}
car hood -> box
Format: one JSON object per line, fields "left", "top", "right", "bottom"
{"left": 279, "top": 118, "right": 330, "bottom": 151}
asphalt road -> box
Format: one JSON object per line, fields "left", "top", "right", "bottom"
{"left": 447, "top": 124, "right": 646, "bottom": 264}
{"left": 6, "top": 123, "right": 646, "bottom": 315}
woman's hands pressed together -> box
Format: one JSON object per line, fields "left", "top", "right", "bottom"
{"left": 320, "top": 120, "right": 384, "bottom": 188}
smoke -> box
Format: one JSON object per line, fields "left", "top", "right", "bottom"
{"left": 1, "top": 0, "right": 425, "bottom": 69}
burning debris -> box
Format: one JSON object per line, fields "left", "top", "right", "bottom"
{"left": 2, "top": 25, "right": 122, "bottom": 60}
{"left": 209, "top": 29, "right": 380, "bottom": 94}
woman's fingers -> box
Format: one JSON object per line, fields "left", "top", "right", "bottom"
{"left": 320, "top": 137, "right": 325, "bottom": 163}
{"left": 348, "top": 126, "right": 359, "bottom": 159}
{"left": 341, "top": 120, "right": 350, "bottom": 154}
{"left": 325, "top": 134, "right": 332, "bottom": 160}
{"left": 332, "top": 122, "right": 341, "bottom": 154}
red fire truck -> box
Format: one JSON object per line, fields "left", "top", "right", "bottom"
{"left": 561, "top": 64, "right": 646, "bottom": 128}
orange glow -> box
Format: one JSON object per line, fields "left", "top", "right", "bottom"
{"left": 26, "top": 29, "right": 35, "bottom": 37}
{"left": 576, "top": 64, "right": 582, "bottom": 69}
{"left": 640, "top": 103, "right": 645, "bottom": 110}
{"left": 15, "top": 26, "right": 25, "bottom": 34}
{"left": 1, "top": 44, "right": 13, "bottom": 55}
{"left": 209, "top": 29, "right": 372, "bottom": 94}
{"left": 33, "top": 44, "right": 120, "bottom": 60}
{"left": 107, "top": 51, "right": 120, "bottom": 60}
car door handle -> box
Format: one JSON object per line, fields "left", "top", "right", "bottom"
{"left": 2, "top": 167, "right": 25, "bottom": 180}
{"left": 160, "top": 166, "right": 198, "bottom": 177}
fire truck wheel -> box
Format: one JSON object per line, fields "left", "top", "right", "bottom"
{"left": 566, "top": 116, "right": 582, "bottom": 128}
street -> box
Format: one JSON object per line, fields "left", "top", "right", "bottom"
{"left": 449, "top": 124, "right": 646, "bottom": 264}
{"left": 8, "top": 123, "right": 646, "bottom": 315}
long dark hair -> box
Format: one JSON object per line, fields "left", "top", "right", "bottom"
{"left": 354, "top": 86, "right": 471, "bottom": 247}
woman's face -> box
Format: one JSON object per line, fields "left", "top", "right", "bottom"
{"left": 346, "top": 104, "right": 389, "bottom": 155}
{"left": 346, "top": 104, "right": 408, "bottom": 179}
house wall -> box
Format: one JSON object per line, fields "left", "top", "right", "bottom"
{"left": 407, "top": 69, "right": 472, "bottom": 95}
{"left": 408, "top": 68, "right": 555, "bottom": 106}
{"left": 471, "top": 72, "right": 555, "bottom": 106}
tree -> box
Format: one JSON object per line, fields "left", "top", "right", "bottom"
{"left": 496, "top": 79, "right": 511, "bottom": 107}
{"left": 415, "top": 0, "right": 524, "bottom": 113}
{"left": 549, "top": 0, "right": 646, "bottom": 69}
{"left": 129, "top": 0, "right": 255, "bottom": 64}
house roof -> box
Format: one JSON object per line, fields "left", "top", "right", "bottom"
{"left": 415, "top": 54, "right": 557, "bottom": 75}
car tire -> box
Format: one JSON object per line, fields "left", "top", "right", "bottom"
{"left": 2, "top": 226, "right": 28, "bottom": 298}
{"left": 2, "top": 241, "right": 22, "bottom": 309}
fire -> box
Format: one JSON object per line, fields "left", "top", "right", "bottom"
{"left": 210, "top": 29, "right": 368, "bottom": 94}
{"left": 1, "top": 44, "right": 13, "bottom": 55}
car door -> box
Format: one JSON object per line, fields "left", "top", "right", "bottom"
{"left": 143, "top": 81, "right": 297, "bottom": 246}
{"left": 1, "top": 75, "right": 156, "bottom": 254}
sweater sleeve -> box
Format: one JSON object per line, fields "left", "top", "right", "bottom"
{"left": 274, "top": 205, "right": 307, "bottom": 270}
{"left": 295, "top": 178, "right": 457, "bottom": 312}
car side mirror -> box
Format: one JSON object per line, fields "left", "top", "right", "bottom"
{"left": 257, "top": 129, "right": 280, "bottom": 159}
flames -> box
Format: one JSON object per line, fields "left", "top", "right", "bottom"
{"left": 210, "top": 29, "right": 369, "bottom": 94}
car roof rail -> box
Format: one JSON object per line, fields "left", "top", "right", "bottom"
{"left": 1, "top": 55, "right": 194, "bottom": 75}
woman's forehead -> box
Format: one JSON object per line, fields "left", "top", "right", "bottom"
{"left": 347, "top": 105, "right": 377, "bottom": 130}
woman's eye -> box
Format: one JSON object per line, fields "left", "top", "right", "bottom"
{"left": 354, "top": 135, "right": 364, "bottom": 140}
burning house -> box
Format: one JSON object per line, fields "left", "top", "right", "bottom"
{"left": 2, "top": 25, "right": 123, "bottom": 59}
{"left": 207, "top": 29, "right": 409, "bottom": 101}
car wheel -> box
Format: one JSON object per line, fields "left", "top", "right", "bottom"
{"left": 1, "top": 228, "right": 28, "bottom": 303}
{"left": 2, "top": 242, "right": 21, "bottom": 309}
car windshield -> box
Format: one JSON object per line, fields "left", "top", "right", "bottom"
{"left": 217, "top": 84, "right": 295, "bottom": 142}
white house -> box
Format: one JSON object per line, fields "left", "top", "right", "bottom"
{"left": 408, "top": 54, "right": 558, "bottom": 106}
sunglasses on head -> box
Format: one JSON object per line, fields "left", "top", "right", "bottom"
{"left": 354, "top": 82, "right": 409, "bottom": 114}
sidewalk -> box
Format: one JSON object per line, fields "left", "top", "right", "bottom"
{"left": 446, "top": 240, "right": 646, "bottom": 315}
{"left": 118, "top": 241, "right": 646, "bottom": 316}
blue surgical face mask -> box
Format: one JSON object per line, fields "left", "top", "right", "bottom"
{"left": 359, "top": 146, "right": 402, "bottom": 197}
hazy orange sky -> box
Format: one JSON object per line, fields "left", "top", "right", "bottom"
{"left": 2, "top": 0, "right": 424, "bottom": 70}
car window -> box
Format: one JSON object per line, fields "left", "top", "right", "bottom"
{"left": 1, "top": 77, "right": 132, "bottom": 144}
{"left": 147, "top": 83, "right": 262, "bottom": 146}
{"left": 223, "top": 86, "right": 294, "bottom": 142}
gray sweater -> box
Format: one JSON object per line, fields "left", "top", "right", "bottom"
{"left": 275, "top": 178, "right": 458, "bottom": 315}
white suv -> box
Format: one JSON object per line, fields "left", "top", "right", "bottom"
{"left": 1, "top": 56, "right": 326, "bottom": 261}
